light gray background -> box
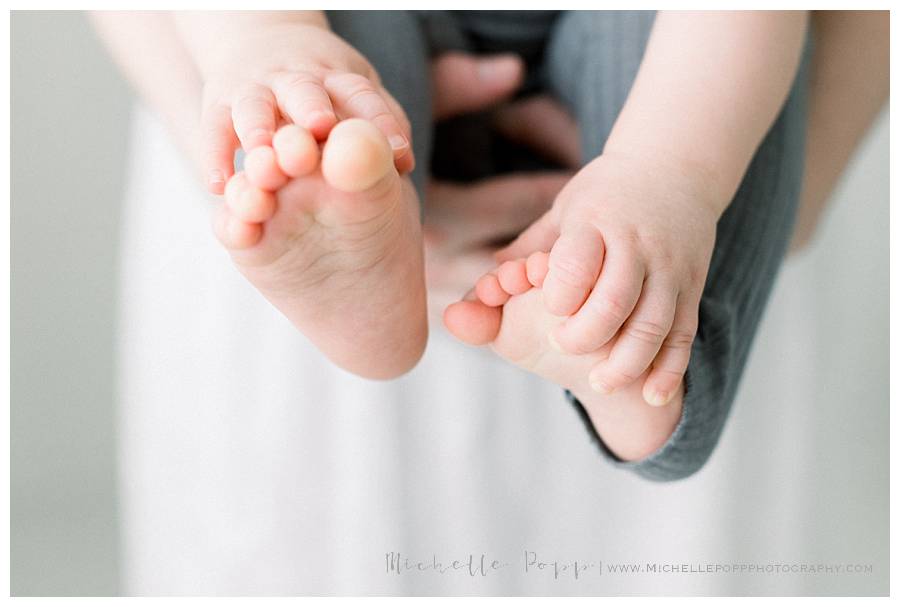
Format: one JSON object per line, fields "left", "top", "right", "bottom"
{"left": 10, "top": 10, "right": 890, "bottom": 596}
{"left": 11, "top": 11, "right": 127, "bottom": 596}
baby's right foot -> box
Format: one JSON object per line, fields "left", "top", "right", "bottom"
{"left": 213, "top": 119, "right": 427, "bottom": 379}
{"left": 443, "top": 253, "right": 683, "bottom": 461}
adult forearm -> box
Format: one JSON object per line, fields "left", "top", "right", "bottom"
{"left": 791, "top": 10, "right": 889, "bottom": 251}
{"left": 604, "top": 11, "right": 808, "bottom": 214}
{"left": 90, "top": 11, "right": 205, "bottom": 174}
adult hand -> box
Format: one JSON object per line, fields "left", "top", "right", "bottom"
{"left": 423, "top": 52, "right": 581, "bottom": 324}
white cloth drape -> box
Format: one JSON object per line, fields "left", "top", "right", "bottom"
{"left": 117, "top": 106, "right": 887, "bottom": 596}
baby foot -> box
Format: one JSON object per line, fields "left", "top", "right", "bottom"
{"left": 214, "top": 119, "right": 427, "bottom": 379}
{"left": 443, "top": 253, "right": 683, "bottom": 461}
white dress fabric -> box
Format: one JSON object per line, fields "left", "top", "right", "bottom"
{"left": 117, "top": 106, "right": 888, "bottom": 596}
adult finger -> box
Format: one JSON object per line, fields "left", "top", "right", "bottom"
{"left": 431, "top": 52, "right": 524, "bottom": 120}
{"left": 492, "top": 95, "right": 582, "bottom": 169}
{"left": 426, "top": 173, "right": 569, "bottom": 251}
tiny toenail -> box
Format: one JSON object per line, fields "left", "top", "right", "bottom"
{"left": 388, "top": 134, "right": 409, "bottom": 150}
{"left": 646, "top": 391, "right": 670, "bottom": 407}
{"left": 590, "top": 378, "right": 615, "bottom": 395}
{"left": 209, "top": 170, "right": 225, "bottom": 186}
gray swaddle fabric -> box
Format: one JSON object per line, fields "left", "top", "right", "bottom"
{"left": 326, "top": 10, "right": 810, "bottom": 482}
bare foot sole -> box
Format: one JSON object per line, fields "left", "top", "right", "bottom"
{"left": 214, "top": 119, "right": 427, "bottom": 379}
{"left": 443, "top": 252, "right": 684, "bottom": 461}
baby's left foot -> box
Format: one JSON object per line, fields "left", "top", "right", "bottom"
{"left": 443, "top": 253, "right": 683, "bottom": 461}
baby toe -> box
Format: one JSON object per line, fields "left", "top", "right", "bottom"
{"left": 213, "top": 207, "right": 263, "bottom": 250}
{"left": 225, "top": 172, "right": 276, "bottom": 223}
{"left": 497, "top": 259, "right": 531, "bottom": 295}
{"left": 273, "top": 124, "right": 319, "bottom": 178}
{"left": 443, "top": 299, "right": 503, "bottom": 346}
{"left": 244, "top": 146, "right": 288, "bottom": 191}
{"left": 475, "top": 273, "right": 510, "bottom": 307}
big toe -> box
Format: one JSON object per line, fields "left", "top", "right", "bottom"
{"left": 321, "top": 118, "right": 395, "bottom": 193}
{"left": 444, "top": 299, "right": 502, "bottom": 346}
